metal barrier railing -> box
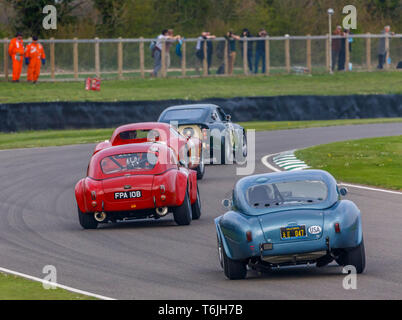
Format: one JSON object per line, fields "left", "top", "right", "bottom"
{"left": 1, "top": 34, "right": 401, "bottom": 81}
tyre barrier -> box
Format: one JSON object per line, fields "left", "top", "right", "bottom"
{"left": 0, "top": 95, "right": 401, "bottom": 132}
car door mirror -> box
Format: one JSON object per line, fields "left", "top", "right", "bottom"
{"left": 339, "top": 187, "right": 348, "bottom": 196}
{"left": 225, "top": 114, "right": 231, "bottom": 122}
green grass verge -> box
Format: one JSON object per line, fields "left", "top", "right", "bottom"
{"left": 296, "top": 136, "right": 402, "bottom": 190}
{"left": 0, "top": 272, "right": 96, "bottom": 300}
{"left": 241, "top": 118, "right": 402, "bottom": 131}
{"left": 0, "top": 71, "right": 401, "bottom": 104}
{"left": 1, "top": 119, "right": 401, "bottom": 150}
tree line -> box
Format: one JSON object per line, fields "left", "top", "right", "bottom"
{"left": 1, "top": 0, "right": 401, "bottom": 39}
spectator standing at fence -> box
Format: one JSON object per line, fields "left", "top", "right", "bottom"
{"left": 377, "top": 25, "right": 395, "bottom": 69}
{"left": 225, "top": 31, "right": 241, "bottom": 75}
{"left": 195, "top": 32, "right": 216, "bottom": 74}
{"left": 205, "top": 32, "right": 216, "bottom": 74}
{"left": 332, "top": 26, "right": 342, "bottom": 71}
{"left": 152, "top": 29, "right": 180, "bottom": 77}
{"left": 25, "top": 35, "right": 46, "bottom": 84}
{"left": 216, "top": 40, "right": 226, "bottom": 75}
{"left": 8, "top": 32, "right": 25, "bottom": 82}
{"left": 165, "top": 29, "right": 176, "bottom": 70}
{"left": 241, "top": 28, "right": 253, "bottom": 72}
{"left": 254, "top": 29, "right": 267, "bottom": 74}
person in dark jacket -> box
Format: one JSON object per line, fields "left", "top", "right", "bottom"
{"left": 254, "top": 29, "right": 267, "bottom": 74}
{"left": 195, "top": 32, "right": 216, "bottom": 74}
{"left": 338, "top": 28, "right": 352, "bottom": 71}
{"left": 241, "top": 28, "right": 253, "bottom": 72}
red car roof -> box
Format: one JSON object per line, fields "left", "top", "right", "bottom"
{"left": 110, "top": 122, "right": 172, "bottom": 145}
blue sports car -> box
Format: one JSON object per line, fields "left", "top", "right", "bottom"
{"left": 215, "top": 170, "right": 365, "bottom": 280}
{"left": 158, "top": 104, "right": 247, "bottom": 165}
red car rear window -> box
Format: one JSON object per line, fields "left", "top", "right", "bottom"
{"left": 100, "top": 152, "right": 157, "bottom": 175}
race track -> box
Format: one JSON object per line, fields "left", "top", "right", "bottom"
{"left": 0, "top": 123, "right": 401, "bottom": 299}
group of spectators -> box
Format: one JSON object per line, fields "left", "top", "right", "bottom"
{"left": 331, "top": 25, "right": 396, "bottom": 72}
{"left": 152, "top": 28, "right": 270, "bottom": 77}
{"left": 152, "top": 25, "right": 398, "bottom": 77}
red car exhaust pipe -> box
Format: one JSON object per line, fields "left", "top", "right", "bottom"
{"left": 94, "top": 211, "right": 107, "bottom": 222}
{"left": 155, "top": 207, "right": 168, "bottom": 217}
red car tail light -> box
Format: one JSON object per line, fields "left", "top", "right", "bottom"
{"left": 246, "top": 231, "right": 253, "bottom": 242}
{"left": 334, "top": 223, "right": 341, "bottom": 233}
{"left": 160, "top": 185, "right": 166, "bottom": 193}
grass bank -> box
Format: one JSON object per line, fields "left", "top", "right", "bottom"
{"left": 0, "top": 72, "right": 401, "bottom": 104}
{"left": 296, "top": 136, "right": 402, "bottom": 190}
{"left": 0, "top": 272, "right": 96, "bottom": 300}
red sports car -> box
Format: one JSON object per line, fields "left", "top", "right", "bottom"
{"left": 93, "top": 122, "right": 205, "bottom": 179}
{"left": 75, "top": 143, "right": 201, "bottom": 229}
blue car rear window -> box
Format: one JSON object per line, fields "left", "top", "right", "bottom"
{"left": 161, "top": 109, "right": 207, "bottom": 122}
{"left": 246, "top": 180, "right": 328, "bottom": 209}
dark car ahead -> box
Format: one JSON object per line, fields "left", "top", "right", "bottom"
{"left": 158, "top": 104, "right": 247, "bottom": 165}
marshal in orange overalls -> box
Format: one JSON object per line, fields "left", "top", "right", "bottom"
{"left": 8, "top": 36, "right": 25, "bottom": 82}
{"left": 25, "top": 40, "right": 46, "bottom": 83}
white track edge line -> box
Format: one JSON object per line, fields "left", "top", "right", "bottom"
{"left": 0, "top": 267, "right": 116, "bottom": 300}
{"left": 261, "top": 152, "right": 402, "bottom": 196}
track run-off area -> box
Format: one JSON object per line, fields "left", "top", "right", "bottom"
{"left": 0, "top": 123, "right": 401, "bottom": 299}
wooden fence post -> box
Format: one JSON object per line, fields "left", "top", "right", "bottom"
{"left": 385, "top": 34, "right": 390, "bottom": 70}
{"left": 161, "top": 40, "right": 166, "bottom": 77}
{"left": 181, "top": 40, "right": 186, "bottom": 76}
{"left": 243, "top": 38, "right": 248, "bottom": 75}
{"left": 265, "top": 36, "right": 270, "bottom": 76}
{"left": 117, "top": 37, "right": 123, "bottom": 79}
{"left": 326, "top": 34, "right": 330, "bottom": 72}
{"left": 50, "top": 37, "right": 55, "bottom": 81}
{"left": 203, "top": 40, "right": 208, "bottom": 76}
{"left": 73, "top": 37, "right": 78, "bottom": 80}
{"left": 94, "top": 37, "right": 100, "bottom": 78}
{"left": 306, "top": 34, "right": 312, "bottom": 74}
{"left": 3, "top": 38, "right": 8, "bottom": 81}
{"left": 366, "top": 32, "right": 371, "bottom": 71}
{"left": 285, "top": 35, "right": 290, "bottom": 73}
{"left": 224, "top": 40, "right": 229, "bottom": 75}
{"left": 139, "top": 37, "right": 145, "bottom": 78}
{"left": 345, "top": 34, "right": 350, "bottom": 72}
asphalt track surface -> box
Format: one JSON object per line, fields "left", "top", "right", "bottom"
{"left": 0, "top": 123, "right": 401, "bottom": 300}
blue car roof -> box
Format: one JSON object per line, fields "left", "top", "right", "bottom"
{"left": 234, "top": 170, "right": 339, "bottom": 215}
{"left": 163, "top": 104, "right": 218, "bottom": 111}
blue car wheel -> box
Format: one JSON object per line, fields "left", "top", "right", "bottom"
{"left": 220, "top": 241, "right": 247, "bottom": 280}
{"left": 336, "top": 238, "right": 366, "bottom": 274}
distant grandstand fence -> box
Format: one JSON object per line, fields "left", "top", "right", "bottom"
{"left": 1, "top": 34, "right": 401, "bottom": 81}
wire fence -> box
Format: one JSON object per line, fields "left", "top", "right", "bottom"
{"left": 1, "top": 34, "right": 401, "bottom": 81}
